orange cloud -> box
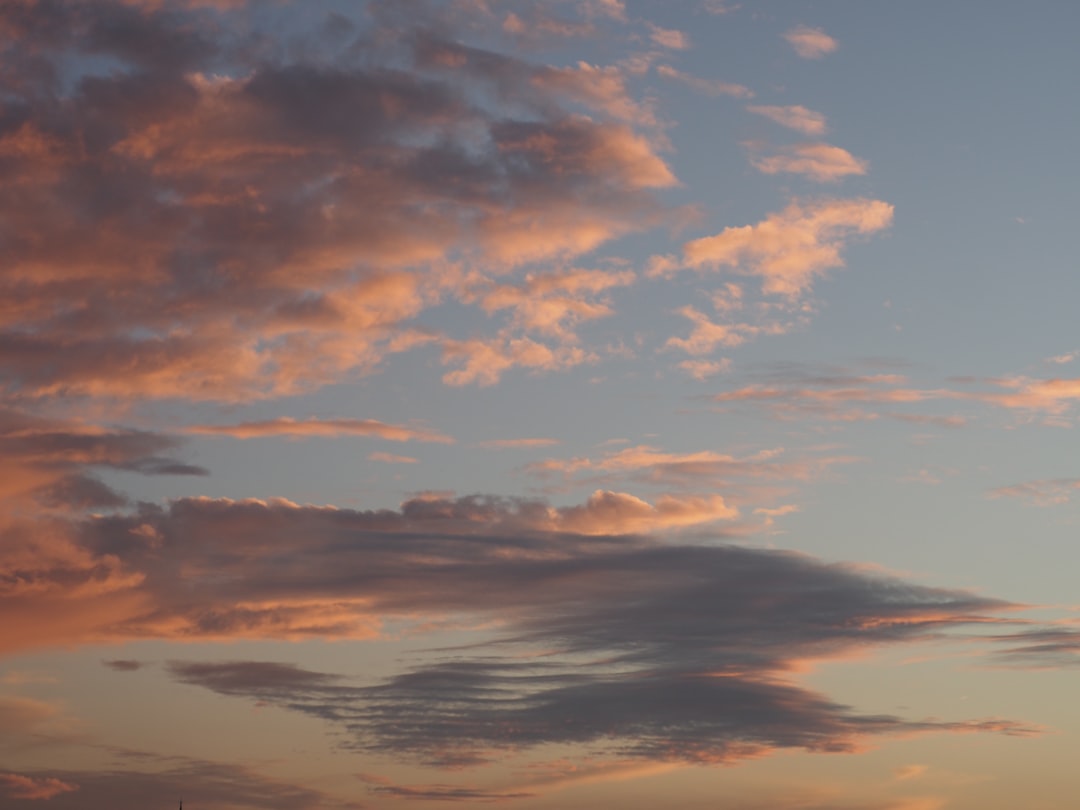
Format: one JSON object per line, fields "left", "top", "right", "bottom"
{"left": 368, "top": 452, "right": 419, "bottom": 464}
{"left": 647, "top": 23, "right": 690, "bottom": 50}
{"left": 747, "top": 104, "right": 828, "bottom": 135}
{"left": 476, "top": 438, "right": 561, "bottom": 449}
{"left": 185, "top": 417, "right": 453, "bottom": 443}
{"left": 0, "top": 773, "right": 78, "bottom": 801}
{"left": 987, "top": 478, "right": 1080, "bottom": 507}
{"left": 555, "top": 490, "right": 738, "bottom": 533}
{"left": 746, "top": 142, "right": 868, "bottom": 182}
{"left": 677, "top": 358, "right": 732, "bottom": 380}
{"left": 654, "top": 198, "right": 894, "bottom": 297}
{"left": 442, "top": 337, "right": 594, "bottom": 387}
{"left": 784, "top": 25, "right": 838, "bottom": 59}
{"left": 656, "top": 64, "right": 754, "bottom": 98}
{"left": 0, "top": 4, "right": 676, "bottom": 403}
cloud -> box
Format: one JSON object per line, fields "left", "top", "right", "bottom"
{"left": 0, "top": 773, "right": 78, "bottom": 801}
{"left": 987, "top": 625, "right": 1080, "bottom": 669}
{"left": 1046, "top": 351, "right": 1077, "bottom": 365}
{"left": 746, "top": 142, "right": 868, "bottom": 182}
{"left": 467, "top": 268, "right": 636, "bottom": 341}
{"left": 677, "top": 358, "right": 732, "bottom": 380}
{"left": 152, "top": 505, "right": 1031, "bottom": 769}
{"left": 525, "top": 443, "right": 853, "bottom": 493}
{"left": 987, "top": 478, "right": 1080, "bottom": 507}
{"left": 710, "top": 371, "right": 948, "bottom": 423}
{"left": 647, "top": 23, "right": 690, "bottom": 50}
{"left": 102, "top": 658, "right": 145, "bottom": 672}
{"left": 0, "top": 696, "right": 62, "bottom": 733}
{"left": 441, "top": 337, "right": 595, "bottom": 387}
{"left": 0, "top": 408, "right": 205, "bottom": 509}
{"left": 476, "top": 438, "right": 561, "bottom": 449}
{"left": 368, "top": 451, "right": 419, "bottom": 464}
{"left": 664, "top": 306, "right": 754, "bottom": 355}
{"left": 964, "top": 376, "right": 1080, "bottom": 418}
{"left": 893, "top": 764, "right": 928, "bottom": 781}
{"left": 0, "top": 0, "right": 676, "bottom": 403}
{"left": 708, "top": 365, "right": 1080, "bottom": 425}
{"left": 0, "top": 490, "right": 1038, "bottom": 770}
{"left": 784, "top": 25, "right": 838, "bottom": 59}
{"left": 0, "top": 759, "right": 357, "bottom": 810}
{"left": 656, "top": 65, "right": 754, "bottom": 98}
{"left": 651, "top": 198, "right": 894, "bottom": 297}
{"left": 186, "top": 417, "right": 453, "bottom": 444}
{"left": 747, "top": 105, "right": 828, "bottom": 136}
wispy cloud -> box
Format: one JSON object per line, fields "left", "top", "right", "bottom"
{"left": 647, "top": 23, "right": 690, "bottom": 50}
{"left": 987, "top": 478, "right": 1080, "bottom": 506}
{"left": 476, "top": 438, "right": 562, "bottom": 449}
{"left": 747, "top": 104, "right": 828, "bottom": 136}
{"left": 746, "top": 142, "right": 868, "bottom": 182}
{"left": 784, "top": 25, "right": 838, "bottom": 59}
{"left": 656, "top": 65, "right": 754, "bottom": 98}
{"left": 186, "top": 417, "right": 453, "bottom": 444}
{"left": 367, "top": 451, "right": 419, "bottom": 464}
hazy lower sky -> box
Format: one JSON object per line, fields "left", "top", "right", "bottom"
{"left": 3, "top": 2, "right": 1080, "bottom": 808}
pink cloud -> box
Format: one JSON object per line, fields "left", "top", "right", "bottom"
{"left": 476, "top": 438, "right": 561, "bottom": 449}
{"left": 367, "top": 452, "right": 419, "bottom": 464}
{"left": 655, "top": 198, "right": 894, "bottom": 297}
{"left": 784, "top": 25, "right": 838, "bottom": 59}
{"left": 0, "top": 3, "right": 676, "bottom": 403}
{"left": 746, "top": 142, "right": 869, "bottom": 182}
{"left": 0, "top": 773, "right": 78, "bottom": 801}
{"left": 185, "top": 417, "right": 453, "bottom": 443}
{"left": 647, "top": 23, "right": 690, "bottom": 50}
{"left": 656, "top": 64, "right": 754, "bottom": 98}
{"left": 676, "top": 358, "right": 732, "bottom": 380}
{"left": 987, "top": 478, "right": 1080, "bottom": 507}
{"left": 747, "top": 104, "right": 828, "bottom": 136}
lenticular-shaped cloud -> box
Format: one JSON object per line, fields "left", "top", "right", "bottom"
{"left": 141, "top": 498, "right": 1032, "bottom": 768}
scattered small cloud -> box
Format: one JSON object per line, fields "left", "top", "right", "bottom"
{"left": 987, "top": 478, "right": 1080, "bottom": 507}
{"left": 647, "top": 23, "right": 690, "bottom": 50}
{"left": 746, "top": 142, "right": 868, "bottom": 182}
{"left": 656, "top": 65, "right": 754, "bottom": 98}
{"left": 747, "top": 104, "right": 828, "bottom": 136}
{"left": 677, "top": 358, "right": 733, "bottom": 380}
{"left": 367, "top": 452, "right": 419, "bottom": 464}
{"left": 784, "top": 25, "right": 838, "bottom": 59}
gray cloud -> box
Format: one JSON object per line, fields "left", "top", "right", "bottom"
{"left": 0, "top": 758, "right": 360, "bottom": 810}
{"left": 0, "top": 0, "right": 674, "bottom": 402}
{"left": 42, "top": 495, "right": 1024, "bottom": 769}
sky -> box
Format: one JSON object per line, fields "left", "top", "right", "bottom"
{"left": 2, "top": 1, "right": 1080, "bottom": 808}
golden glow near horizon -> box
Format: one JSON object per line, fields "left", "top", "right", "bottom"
{"left": 2, "top": 1, "right": 1080, "bottom": 808}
